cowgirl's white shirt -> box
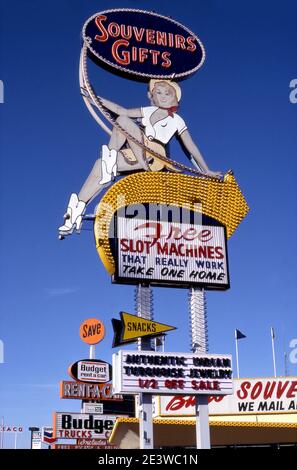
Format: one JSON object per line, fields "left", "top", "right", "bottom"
{"left": 141, "top": 106, "right": 187, "bottom": 144}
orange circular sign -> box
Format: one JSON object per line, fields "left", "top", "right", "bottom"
{"left": 79, "top": 318, "right": 105, "bottom": 345}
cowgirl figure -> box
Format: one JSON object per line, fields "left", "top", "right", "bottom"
{"left": 59, "top": 80, "right": 222, "bottom": 236}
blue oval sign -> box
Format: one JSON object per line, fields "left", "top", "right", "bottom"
{"left": 82, "top": 9, "right": 205, "bottom": 80}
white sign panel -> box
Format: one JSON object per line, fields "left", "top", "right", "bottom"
{"left": 113, "top": 350, "right": 233, "bottom": 395}
{"left": 116, "top": 217, "right": 229, "bottom": 289}
{"left": 42, "top": 426, "right": 56, "bottom": 444}
{"left": 82, "top": 403, "right": 104, "bottom": 414}
{"left": 32, "top": 431, "right": 42, "bottom": 449}
{"left": 156, "top": 377, "right": 297, "bottom": 416}
{"left": 77, "top": 361, "right": 110, "bottom": 383}
{"left": 53, "top": 413, "right": 117, "bottom": 439}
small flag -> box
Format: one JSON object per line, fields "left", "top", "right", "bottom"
{"left": 235, "top": 329, "right": 246, "bottom": 340}
{"left": 271, "top": 327, "right": 276, "bottom": 340}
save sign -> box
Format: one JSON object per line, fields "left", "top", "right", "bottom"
{"left": 79, "top": 318, "right": 105, "bottom": 345}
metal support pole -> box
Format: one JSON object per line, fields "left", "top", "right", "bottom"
{"left": 189, "top": 287, "right": 211, "bottom": 449}
{"left": 189, "top": 287, "right": 208, "bottom": 353}
{"left": 135, "top": 284, "right": 154, "bottom": 449}
{"left": 0, "top": 416, "right": 3, "bottom": 449}
{"left": 235, "top": 338, "right": 240, "bottom": 378}
{"left": 135, "top": 284, "right": 154, "bottom": 351}
{"left": 89, "top": 345, "right": 96, "bottom": 359}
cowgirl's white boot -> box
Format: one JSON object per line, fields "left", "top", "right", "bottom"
{"left": 59, "top": 193, "right": 86, "bottom": 236}
{"left": 99, "top": 145, "right": 117, "bottom": 184}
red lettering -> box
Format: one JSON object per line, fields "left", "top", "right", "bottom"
{"left": 186, "top": 36, "right": 197, "bottom": 52}
{"left": 237, "top": 381, "right": 251, "bottom": 399}
{"left": 207, "top": 246, "right": 215, "bottom": 259}
{"left": 287, "top": 381, "right": 297, "bottom": 398}
{"left": 139, "top": 48, "right": 148, "bottom": 63}
{"left": 175, "top": 34, "right": 186, "bottom": 49}
{"left": 166, "top": 395, "right": 195, "bottom": 411}
{"left": 183, "top": 228, "right": 198, "bottom": 241}
{"left": 132, "top": 47, "right": 137, "bottom": 61}
{"left": 198, "top": 229, "right": 212, "bottom": 242}
{"left": 133, "top": 26, "right": 145, "bottom": 42}
{"left": 215, "top": 246, "right": 224, "bottom": 259}
{"left": 146, "top": 29, "right": 156, "bottom": 44}
{"left": 161, "top": 51, "right": 171, "bottom": 68}
{"left": 251, "top": 382, "right": 263, "bottom": 400}
{"left": 108, "top": 22, "right": 121, "bottom": 38}
{"left": 120, "top": 239, "right": 130, "bottom": 251}
{"left": 263, "top": 381, "right": 276, "bottom": 399}
{"left": 120, "top": 24, "right": 132, "bottom": 40}
{"left": 111, "top": 39, "right": 130, "bottom": 65}
{"left": 139, "top": 379, "right": 158, "bottom": 389}
{"left": 276, "top": 380, "right": 289, "bottom": 399}
{"left": 94, "top": 15, "right": 108, "bottom": 42}
{"left": 156, "top": 31, "right": 167, "bottom": 46}
{"left": 150, "top": 50, "right": 160, "bottom": 65}
{"left": 208, "top": 396, "right": 224, "bottom": 403}
{"left": 164, "top": 379, "right": 184, "bottom": 390}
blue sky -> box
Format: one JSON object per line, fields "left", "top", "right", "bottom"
{"left": 0, "top": 0, "right": 296, "bottom": 448}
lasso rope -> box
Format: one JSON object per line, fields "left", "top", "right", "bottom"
{"left": 79, "top": 42, "right": 221, "bottom": 181}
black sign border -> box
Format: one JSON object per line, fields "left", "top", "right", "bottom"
{"left": 68, "top": 359, "right": 112, "bottom": 385}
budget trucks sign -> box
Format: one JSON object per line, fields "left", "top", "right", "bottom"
{"left": 115, "top": 216, "right": 229, "bottom": 289}
{"left": 113, "top": 350, "right": 233, "bottom": 395}
{"left": 53, "top": 413, "right": 117, "bottom": 439}
{"left": 83, "top": 9, "right": 205, "bottom": 80}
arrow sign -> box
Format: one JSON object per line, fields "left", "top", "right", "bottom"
{"left": 112, "top": 312, "right": 176, "bottom": 347}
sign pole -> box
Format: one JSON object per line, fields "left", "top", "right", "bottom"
{"left": 89, "top": 345, "right": 96, "bottom": 359}
{"left": 235, "top": 336, "right": 240, "bottom": 378}
{"left": 189, "top": 287, "right": 211, "bottom": 449}
{"left": 1, "top": 416, "right": 4, "bottom": 449}
{"left": 271, "top": 327, "right": 277, "bottom": 378}
{"left": 135, "top": 284, "right": 154, "bottom": 449}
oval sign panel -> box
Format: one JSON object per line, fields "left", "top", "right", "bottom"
{"left": 82, "top": 9, "right": 205, "bottom": 80}
{"left": 68, "top": 359, "right": 112, "bottom": 384}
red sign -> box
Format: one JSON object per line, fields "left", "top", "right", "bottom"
{"left": 158, "top": 377, "right": 297, "bottom": 416}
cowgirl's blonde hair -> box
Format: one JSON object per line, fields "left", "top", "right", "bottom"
{"left": 149, "top": 79, "right": 182, "bottom": 102}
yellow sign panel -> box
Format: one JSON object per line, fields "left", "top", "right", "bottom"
{"left": 122, "top": 312, "right": 176, "bottom": 341}
{"left": 94, "top": 171, "right": 249, "bottom": 275}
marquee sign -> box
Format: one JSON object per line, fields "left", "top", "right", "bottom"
{"left": 53, "top": 413, "right": 117, "bottom": 440}
{"left": 83, "top": 9, "right": 205, "bottom": 80}
{"left": 113, "top": 350, "right": 233, "bottom": 395}
{"left": 114, "top": 215, "right": 229, "bottom": 289}
{"left": 60, "top": 381, "right": 123, "bottom": 401}
{"left": 156, "top": 377, "right": 297, "bottom": 416}
{"left": 68, "top": 359, "right": 111, "bottom": 384}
